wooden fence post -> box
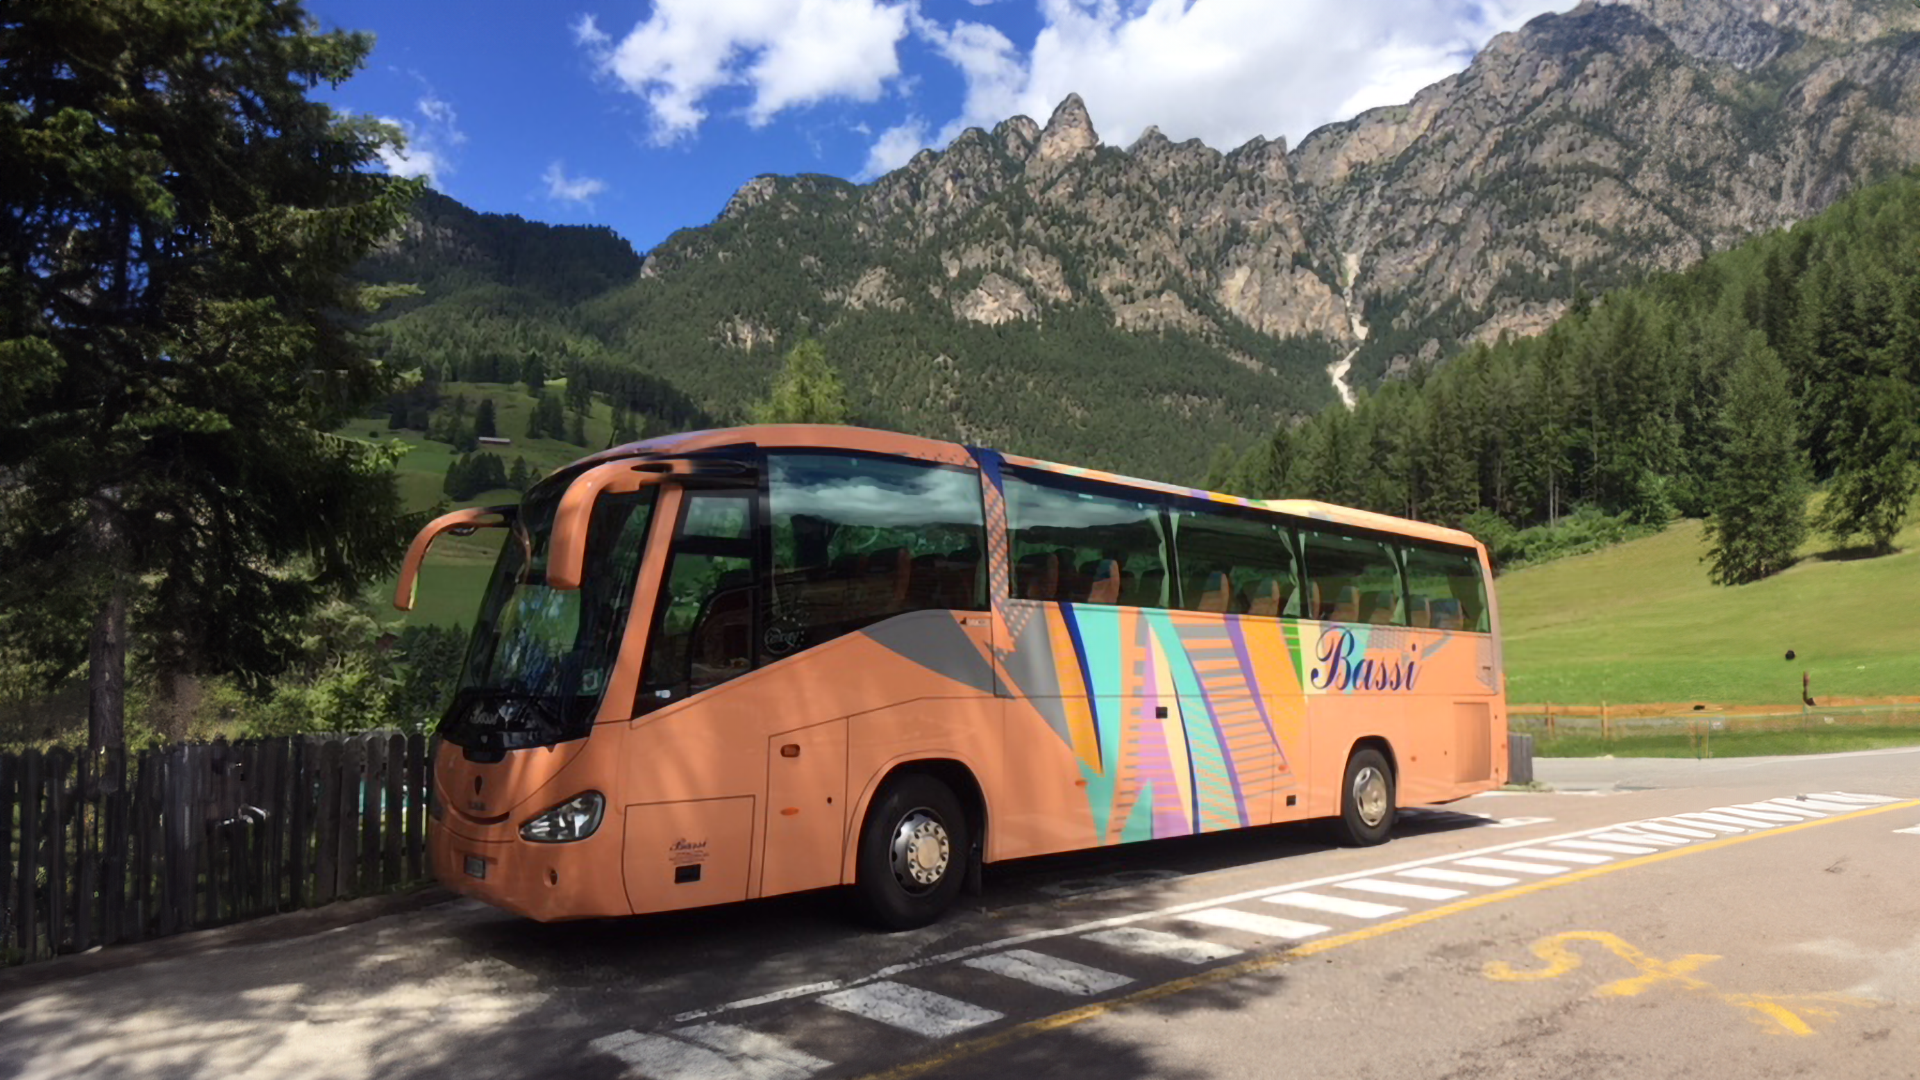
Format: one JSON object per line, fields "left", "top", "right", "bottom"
{"left": 0, "top": 753, "right": 14, "bottom": 960}
{"left": 405, "top": 734, "right": 427, "bottom": 882}
{"left": 19, "top": 750, "right": 40, "bottom": 962}
{"left": 314, "top": 739, "right": 342, "bottom": 907}
{"left": 383, "top": 734, "right": 404, "bottom": 891}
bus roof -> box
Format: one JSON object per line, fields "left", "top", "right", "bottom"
{"left": 571, "top": 425, "right": 1482, "bottom": 550}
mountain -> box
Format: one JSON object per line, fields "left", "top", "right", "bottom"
{"left": 370, "top": 0, "right": 1920, "bottom": 482}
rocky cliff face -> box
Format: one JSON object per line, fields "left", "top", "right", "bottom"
{"left": 640, "top": 0, "right": 1920, "bottom": 390}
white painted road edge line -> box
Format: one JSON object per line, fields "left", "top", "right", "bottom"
{"left": 668, "top": 793, "right": 1899, "bottom": 1023}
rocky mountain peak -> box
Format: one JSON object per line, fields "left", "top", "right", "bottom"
{"left": 1033, "top": 93, "right": 1100, "bottom": 168}
{"left": 994, "top": 114, "right": 1042, "bottom": 160}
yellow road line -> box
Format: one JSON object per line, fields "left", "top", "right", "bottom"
{"left": 854, "top": 798, "right": 1920, "bottom": 1080}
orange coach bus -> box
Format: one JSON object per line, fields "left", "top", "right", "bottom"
{"left": 396, "top": 425, "right": 1507, "bottom": 929}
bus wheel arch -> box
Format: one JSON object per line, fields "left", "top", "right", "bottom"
{"left": 1334, "top": 738, "right": 1397, "bottom": 847}
{"left": 849, "top": 759, "right": 985, "bottom": 930}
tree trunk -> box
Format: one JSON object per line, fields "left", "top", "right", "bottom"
{"left": 87, "top": 498, "right": 129, "bottom": 764}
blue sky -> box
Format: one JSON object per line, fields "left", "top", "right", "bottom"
{"left": 310, "top": 0, "right": 1580, "bottom": 255}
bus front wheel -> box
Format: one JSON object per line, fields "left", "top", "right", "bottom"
{"left": 853, "top": 773, "right": 970, "bottom": 930}
{"left": 1334, "top": 747, "right": 1396, "bottom": 847}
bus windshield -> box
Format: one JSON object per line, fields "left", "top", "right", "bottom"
{"left": 439, "top": 481, "right": 658, "bottom": 751}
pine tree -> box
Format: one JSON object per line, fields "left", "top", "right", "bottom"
{"left": 1703, "top": 335, "right": 1810, "bottom": 584}
{"left": 508, "top": 456, "right": 532, "bottom": 492}
{"left": 749, "top": 339, "right": 850, "bottom": 424}
{"left": 0, "top": 0, "right": 416, "bottom": 753}
{"left": 1815, "top": 378, "right": 1919, "bottom": 554}
{"left": 567, "top": 411, "right": 588, "bottom": 447}
{"left": 474, "top": 398, "right": 497, "bottom": 439}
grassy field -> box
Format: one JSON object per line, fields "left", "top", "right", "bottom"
{"left": 1530, "top": 724, "right": 1920, "bottom": 758}
{"left": 1500, "top": 493, "right": 1920, "bottom": 707}
{"left": 339, "top": 380, "right": 628, "bottom": 627}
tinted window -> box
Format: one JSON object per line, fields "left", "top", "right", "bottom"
{"left": 1403, "top": 544, "right": 1490, "bottom": 632}
{"left": 1171, "top": 506, "right": 1299, "bottom": 616}
{"left": 1301, "top": 528, "right": 1405, "bottom": 626}
{"left": 1005, "top": 470, "right": 1169, "bottom": 607}
{"left": 642, "top": 491, "right": 755, "bottom": 706}
{"left": 763, "top": 453, "right": 986, "bottom": 661}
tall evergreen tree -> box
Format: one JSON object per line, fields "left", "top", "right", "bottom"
{"left": 1815, "top": 378, "right": 1919, "bottom": 554}
{"left": 0, "top": 0, "right": 417, "bottom": 753}
{"left": 749, "top": 339, "right": 850, "bottom": 425}
{"left": 474, "top": 398, "right": 497, "bottom": 439}
{"left": 1703, "top": 335, "right": 1809, "bottom": 585}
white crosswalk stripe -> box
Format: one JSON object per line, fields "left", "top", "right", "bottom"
{"left": 1180, "top": 908, "right": 1330, "bottom": 940}
{"left": 1264, "top": 891, "right": 1405, "bottom": 919}
{"left": 1751, "top": 800, "right": 1826, "bottom": 818}
{"left": 1454, "top": 856, "right": 1568, "bottom": 875}
{"left": 1553, "top": 839, "right": 1659, "bottom": 855}
{"left": 1082, "top": 927, "right": 1243, "bottom": 965}
{"left": 962, "top": 950, "right": 1132, "bottom": 996}
{"left": 1588, "top": 829, "right": 1687, "bottom": 847}
{"left": 1767, "top": 797, "right": 1856, "bottom": 813}
{"left": 1630, "top": 821, "right": 1719, "bottom": 839}
{"left": 1502, "top": 847, "right": 1611, "bottom": 865}
{"left": 1336, "top": 878, "right": 1464, "bottom": 900}
{"left": 1398, "top": 867, "right": 1518, "bottom": 887}
{"left": 590, "top": 1026, "right": 829, "bottom": 1080}
{"left": 1697, "top": 806, "right": 1799, "bottom": 824}
{"left": 1822, "top": 792, "right": 1899, "bottom": 804}
{"left": 818, "top": 982, "right": 1002, "bottom": 1038}
{"left": 1666, "top": 814, "right": 1746, "bottom": 833}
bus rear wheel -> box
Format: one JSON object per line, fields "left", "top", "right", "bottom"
{"left": 853, "top": 773, "right": 969, "bottom": 930}
{"left": 1334, "top": 747, "right": 1396, "bottom": 847}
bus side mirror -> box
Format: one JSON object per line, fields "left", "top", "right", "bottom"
{"left": 393, "top": 505, "right": 515, "bottom": 611}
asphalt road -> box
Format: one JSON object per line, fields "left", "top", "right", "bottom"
{"left": 2, "top": 748, "right": 1917, "bottom": 1080}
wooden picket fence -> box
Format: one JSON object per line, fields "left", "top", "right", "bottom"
{"left": 1, "top": 732, "right": 435, "bottom": 967}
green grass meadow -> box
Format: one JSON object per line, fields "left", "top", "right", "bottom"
{"left": 1500, "top": 494, "right": 1920, "bottom": 707}
{"left": 340, "top": 380, "right": 630, "bottom": 627}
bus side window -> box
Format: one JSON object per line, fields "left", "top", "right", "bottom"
{"left": 763, "top": 453, "right": 987, "bottom": 663}
{"left": 1301, "top": 528, "right": 1406, "bottom": 627}
{"left": 1169, "top": 505, "right": 1298, "bottom": 617}
{"left": 1004, "top": 470, "right": 1169, "bottom": 609}
{"left": 1402, "top": 544, "right": 1489, "bottom": 632}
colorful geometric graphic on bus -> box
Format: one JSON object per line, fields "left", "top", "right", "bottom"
{"left": 982, "top": 599, "right": 1316, "bottom": 843}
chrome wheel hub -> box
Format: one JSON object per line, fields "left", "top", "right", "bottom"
{"left": 1353, "top": 765, "right": 1389, "bottom": 828}
{"left": 889, "top": 810, "right": 951, "bottom": 893}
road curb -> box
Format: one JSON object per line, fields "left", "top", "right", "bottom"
{"left": 0, "top": 885, "right": 457, "bottom": 995}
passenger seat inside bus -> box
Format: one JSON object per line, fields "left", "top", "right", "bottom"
{"left": 1082, "top": 559, "right": 1123, "bottom": 605}
{"left": 1016, "top": 551, "right": 1059, "bottom": 600}
{"left": 1360, "top": 590, "right": 1400, "bottom": 625}
{"left": 1429, "top": 598, "right": 1463, "bottom": 630}
{"left": 1197, "top": 570, "right": 1234, "bottom": 613}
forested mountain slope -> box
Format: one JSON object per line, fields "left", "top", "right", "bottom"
{"left": 364, "top": 0, "right": 1920, "bottom": 483}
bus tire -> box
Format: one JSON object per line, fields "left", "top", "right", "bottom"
{"left": 1334, "top": 747, "right": 1396, "bottom": 847}
{"left": 853, "top": 773, "right": 970, "bottom": 931}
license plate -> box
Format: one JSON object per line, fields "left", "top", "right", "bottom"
{"left": 464, "top": 855, "right": 487, "bottom": 880}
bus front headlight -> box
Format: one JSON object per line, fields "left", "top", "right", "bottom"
{"left": 519, "top": 792, "right": 606, "bottom": 843}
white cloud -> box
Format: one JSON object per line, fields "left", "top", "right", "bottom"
{"left": 578, "top": 0, "right": 912, "bottom": 144}
{"left": 865, "top": 0, "right": 1579, "bottom": 174}
{"left": 373, "top": 86, "right": 466, "bottom": 187}
{"left": 861, "top": 116, "right": 931, "bottom": 178}
{"left": 543, "top": 160, "right": 609, "bottom": 205}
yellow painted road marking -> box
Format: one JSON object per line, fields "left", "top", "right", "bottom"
{"left": 852, "top": 798, "right": 1920, "bottom": 1080}
{"left": 1484, "top": 930, "right": 1877, "bottom": 1036}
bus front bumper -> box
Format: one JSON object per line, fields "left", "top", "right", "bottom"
{"left": 430, "top": 818, "right": 632, "bottom": 922}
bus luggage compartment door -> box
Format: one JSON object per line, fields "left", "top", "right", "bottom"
{"left": 760, "top": 718, "right": 849, "bottom": 897}
{"left": 621, "top": 796, "right": 755, "bottom": 913}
